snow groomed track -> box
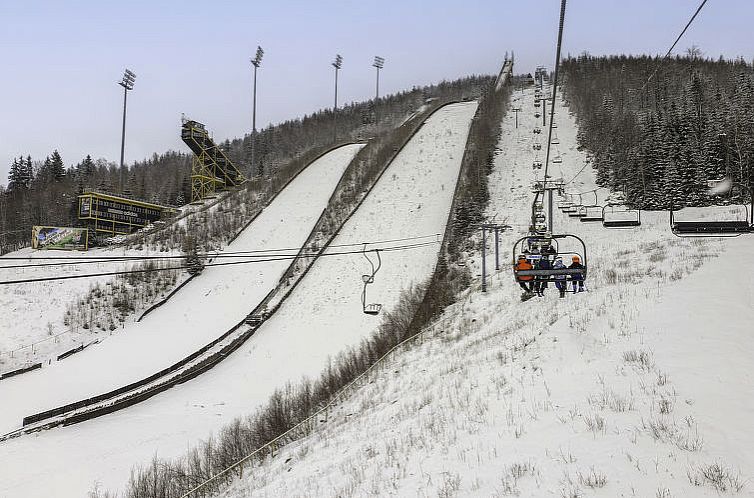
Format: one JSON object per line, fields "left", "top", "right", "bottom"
{"left": 0, "top": 144, "right": 363, "bottom": 438}
{"left": 0, "top": 102, "right": 477, "bottom": 497}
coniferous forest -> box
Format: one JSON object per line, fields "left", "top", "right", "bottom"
{"left": 0, "top": 76, "right": 489, "bottom": 254}
{"left": 560, "top": 54, "right": 754, "bottom": 209}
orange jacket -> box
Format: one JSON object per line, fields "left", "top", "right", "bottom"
{"left": 515, "top": 259, "right": 534, "bottom": 281}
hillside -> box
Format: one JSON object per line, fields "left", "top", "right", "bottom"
{"left": 0, "top": 99, "right": 482, "bottom": 497}
{"left": 1, "top": 63, "right": 752, "bottom": 498}
{"left": 130, "top": 86, "right": 753, "bottom": 497}
{"left": 0, "top": 77, "right": 493, "bottom": 373}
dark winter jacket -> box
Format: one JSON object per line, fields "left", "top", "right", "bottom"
{"left": 569, "top": 261, "right": 585, "bottom": 281}
{"left": 536, "top": 258, "right": 551, "bottom": 279}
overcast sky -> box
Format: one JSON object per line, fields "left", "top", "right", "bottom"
{"left": 1, "top": 0, "right": 751, "bottom": 185}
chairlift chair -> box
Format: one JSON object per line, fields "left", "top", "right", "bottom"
{"left": 552, "top": 156, "right": 563, "bottom": 164}
{"left": 551, "top": 138, "right": 560, "bottom": 145}
{"left": 533, "top": 143, "right": 542, "bottom": 151}
{"left": 579, "top": 205, "right": 604, "bottom": 222}
{"left": 577, "top": 191, "right": 603, "bottom": 222}
{"left": 559, "top": 195, "right": 578, "bottom": 213}
{"left": 568, "top": 205, "right": 586, "bottom": 218}
{"left": 513, "top": 234, "right": 587, "bottom": 283}
{"left": 361, "top": 247, "right": 383, "bottom": 315}
{"left": 533, "top": 127, "right": 541, "bottom": 134}
{"left": 670, "top": 183, "right": 753, "bottom": 236}
{"left": 533, "top": 160, "right": 543, "bottom": 169}
{"left": 602, "top": 204, "right": 641, "bottom": 228}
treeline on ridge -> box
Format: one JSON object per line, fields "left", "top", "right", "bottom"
{"left": 560, "top": 53, "right": 754, "bottom": 209}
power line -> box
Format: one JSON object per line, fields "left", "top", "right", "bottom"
{"left": 0, "top": 240, "right": 440, "bottom": 286}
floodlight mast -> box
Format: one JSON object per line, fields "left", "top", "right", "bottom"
{"left": 372, "top": 56, "right": 385, "bottom": 125}
{"left": 332, "top": 54, "right": 343, "bottom": 141}
{"left": 250, "top": 46, "right": 264, "bottom": 177}
{"left": 117, "top": 68, "right": 136, "bottom": 185}
{"left": 372, "top": 56, "right": 384, "bottom": 99}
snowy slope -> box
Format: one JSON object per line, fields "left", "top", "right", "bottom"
{"left": 210, "top": 87, "right": 753, "bottom": 498}
{"left": 0, "top": 102, "right": 477, "bottom": 497}
{"left": 0, "top": 245, "right": 169, "bottom": 370}
{"left": 0, "top": 143, "right": 361, "bottom": 437}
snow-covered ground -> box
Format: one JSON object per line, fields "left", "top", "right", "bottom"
{"left": 0, "top": 144, "right": 361, "bottom": 437}
{"left": 0, "top": 245, "right": 173, "bottom": 371}
{"left": 0, "top": 102, "right": 477, "bottom": 497}
{"left": 207, "top": 87, "right": 753, "bottom": 498}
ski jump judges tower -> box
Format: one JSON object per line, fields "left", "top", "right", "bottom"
{"left": 181, "top": 117, "right": 246, "bottom": 202}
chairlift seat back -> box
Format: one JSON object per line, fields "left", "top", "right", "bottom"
{"left": 580, "top": 215, "right": 604, "bottom": 222}
{"left": 603, "top": 219, "right": 641, "bottom": 228}
{"left": 672, "top": 220, "right": 751, "bottom": 235}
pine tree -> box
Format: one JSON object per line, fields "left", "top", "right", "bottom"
{"left": 50, "top": 150, "right": 65, "bottom": 181}
{"left": 7, "top": 158, "right": 24, "bottom": 191}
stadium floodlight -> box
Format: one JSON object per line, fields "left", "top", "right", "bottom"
{"left": 119, "top": 68, "right": 136, "bottom": 91}
{"left": 250, "top": 45, "right": 264, "bottom": 176}
{"left": 332, "top": 54, "right": 343, "bottom": 70}
{"left": 117, "top": 68, "right": 136, "bottom": 177}
{"left": 372, "top": 56, "right": 385, "bottom": 100}
{"left": 332, "top": 54, "right": 343, "bottom": 141}
{"left": 251, "top": 45, "right": 264, "bottom": 67}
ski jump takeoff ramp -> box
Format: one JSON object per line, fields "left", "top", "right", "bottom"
{"left": 0, "top": 144, "right": 362, "bottom": 438}
{"left": 0, "top": 102, "right": 477, "bottom": 497}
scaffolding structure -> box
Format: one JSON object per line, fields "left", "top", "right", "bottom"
{"left": 181, "top": 118, "right": 246, "bottom": 202}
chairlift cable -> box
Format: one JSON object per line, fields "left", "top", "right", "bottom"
{"left": 0, "top": 240, "right": 439, "bottom": 286}
{"left": 639, "top": 0, "right": 710, "bottom": 92}
{"left": 531, "top": 0, "right": 567, "bottom": 230}
{"left": 0, "top": 233, "right": 442, "bottom": 268}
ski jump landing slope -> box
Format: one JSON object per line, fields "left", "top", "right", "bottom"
{"left": 0, "top": 144, "right": 362, "bottom": 437}
{"left": 0, "top": 101, "right": 477, "bottom": 498}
